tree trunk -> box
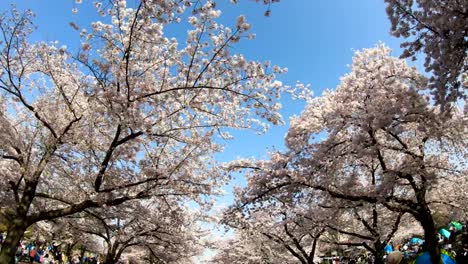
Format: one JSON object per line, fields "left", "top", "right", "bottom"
{"left": 373, "top": 241, "right": 385, "bottom": 264}
{"left": 103, "top": 244, "right": 118, "bottom": 264}
{"left": 0, "top": 219, "right": 28, "bottom": 264}
{"left": 412, "top": 185, "right": 441, "bottom": 264}
{"left": 115, "top": 246, "right": 126, "bottom": 263}
{"left": 0, "top": 179, "right": 39, "bottom": 263}
{"left": 418, "top": 208, "right": 441, "bottom": 264}
{"left": 79, "top": 246, "right": 86, "bottom": 263}
{"left": 103, "top": 254, "right": 117, "bottom": 264}
{"left": 307, "top": 234, "right": 321, "bottom": 264}
{"left": 64, "top": 242, "right": 76, "bottom": 262}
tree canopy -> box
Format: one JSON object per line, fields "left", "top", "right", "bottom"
{"left": 0, "top": 1, "right": 466, "bottom": 263}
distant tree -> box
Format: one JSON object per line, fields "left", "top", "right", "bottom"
{"left": 74, "top": 200, "right": 204, "bottom": 264}
{"left": 209, "top": 231, "right": 297, "bottom": 264}
{"left": 0, "top": 1, "right": 286, "bottom": 262}
{"left": 227, "top": 156, "right": 405, "bottom": 264}
{"left": 385, "top": 0, "right": 468, "bottom": 109}
{"left": 222, "top": 196, "right": 326, "bottom": 264}
{"left": 319, "top": 201, "right": 404, "bottom": 264}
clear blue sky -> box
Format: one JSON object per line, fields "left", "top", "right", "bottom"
{"left": 213, "top": 0, "right": 405, "bottom": 161}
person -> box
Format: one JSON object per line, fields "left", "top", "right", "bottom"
{"left": 43, "top": 253, "right": 54, "bottom": 264}
{"left": 36, "top": 246, "right": 44, "bottom": 263}
{"left": 385, "top": 242, "right": 394, "bottom": 255}
{"left": 29, "top": 247, "right": 37, "bottom": 263}
{"left": 56, "top": 250, "right": 62, "bottom": 264}
{"left": 448, "top": 226, "right": 460, "bottom": 243}
{"left": 22, "top": 244, "right": 28, "bottom": 259}
{"left": 385, "top": 251, "right": 406, "bottom": 264}
{"left": 412, "top": 249, "right": 456, "bottom": 264}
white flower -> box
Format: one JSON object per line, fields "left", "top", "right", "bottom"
{"left": 209, "top": 10, "right": 222, "bottom": 18}
{"left": 247, "top": 34, "right": 256, "bottom": 40}
{"left": 188, "top": 16, "right": 198, "bottom": 25}
{"left": 236, "top": 15, "right": 246, "bottom": 29}
{"left": 241, "top": 23, "right": 251, "bottom": 31}
{"left": 272, "top": 80, "right": 282, "bottom": 89}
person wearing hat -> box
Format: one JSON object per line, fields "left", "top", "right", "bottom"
{"left": 386, "top": 251, "right": 406, "bottom": 264}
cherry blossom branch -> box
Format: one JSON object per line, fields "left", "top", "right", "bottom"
{"left": 123, "top": 2, "right": 143, "bottom": 104}
{"left": 27, "top": 192, "right": 148, "bottom": 224}
{"left": 261, "top": 232, "right": 308, "bottom": 264}
{"left": 94, "top": 126, "right": 144, "bottom": 192}
{"left": 192, "top": 27, "right": 240, "bottom": 87}
{"left": 0, "top": 153, "right": 21, "bottom": 164}
{"left": 352, "top": 209, "right": 379, "bottom": 238}
{"left": 384, "top": 212, "right": 403, "bottom": 244}
{"left": 283, "top": 223, "right": 309, "bottom": 261}
{"left": 185, "top": 18, "right": 206, "bottom": 88}
{"left": 392, "top": 0, "right": 440, "bottom": 36}
{"left": 98, "top": 175, "right": 167, "bottom": 193}
{"left": 325, "top": 224, "right": 374, "bottom": 241}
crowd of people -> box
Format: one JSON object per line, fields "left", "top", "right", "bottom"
{"left": 15, "top": 240, "right": 64, "bottom": 264}
{"left": 318, "top": 221, "right": 468, "bottom": 264}
{"left": 0, "top": 234, "right": 98, "bottom": 264}
{"left": 2, "top": 221, "right": 468, "bottom": 263}
{"left": 384, "top": 221, "right": 468, "bottom": 264}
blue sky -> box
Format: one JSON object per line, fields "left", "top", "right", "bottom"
{"left": 213, "top": 0, "right": 405, "bottom": 161}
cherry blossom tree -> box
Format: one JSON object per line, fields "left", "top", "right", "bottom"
{"left": 227, "top": 158, "right": 405, "bottom": 264}
{"left": 218, "top": 160, "right": 331, "bottom": 264}
{"left": 209, "top": 231, "right": 296, "bottom": 264}
{"left": 210, "top": 235, "right": 283, "bottom": 263}
{"left": 73, "top": 200, "right": 204, "bottom": 264}
{"left": 0, "top": 1, "right": 288, "bottom": 262}
{"left": 384, "top": 0, "right": 468, "bottom": 109}
{"left": 222, "top": 200, "right": 326, "bottom": 264}
{"left": 232, "top": 45, "right": 467, "bottom": 264}
{"left": 319, "top": 201, "right": 404, "bottom": 264}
